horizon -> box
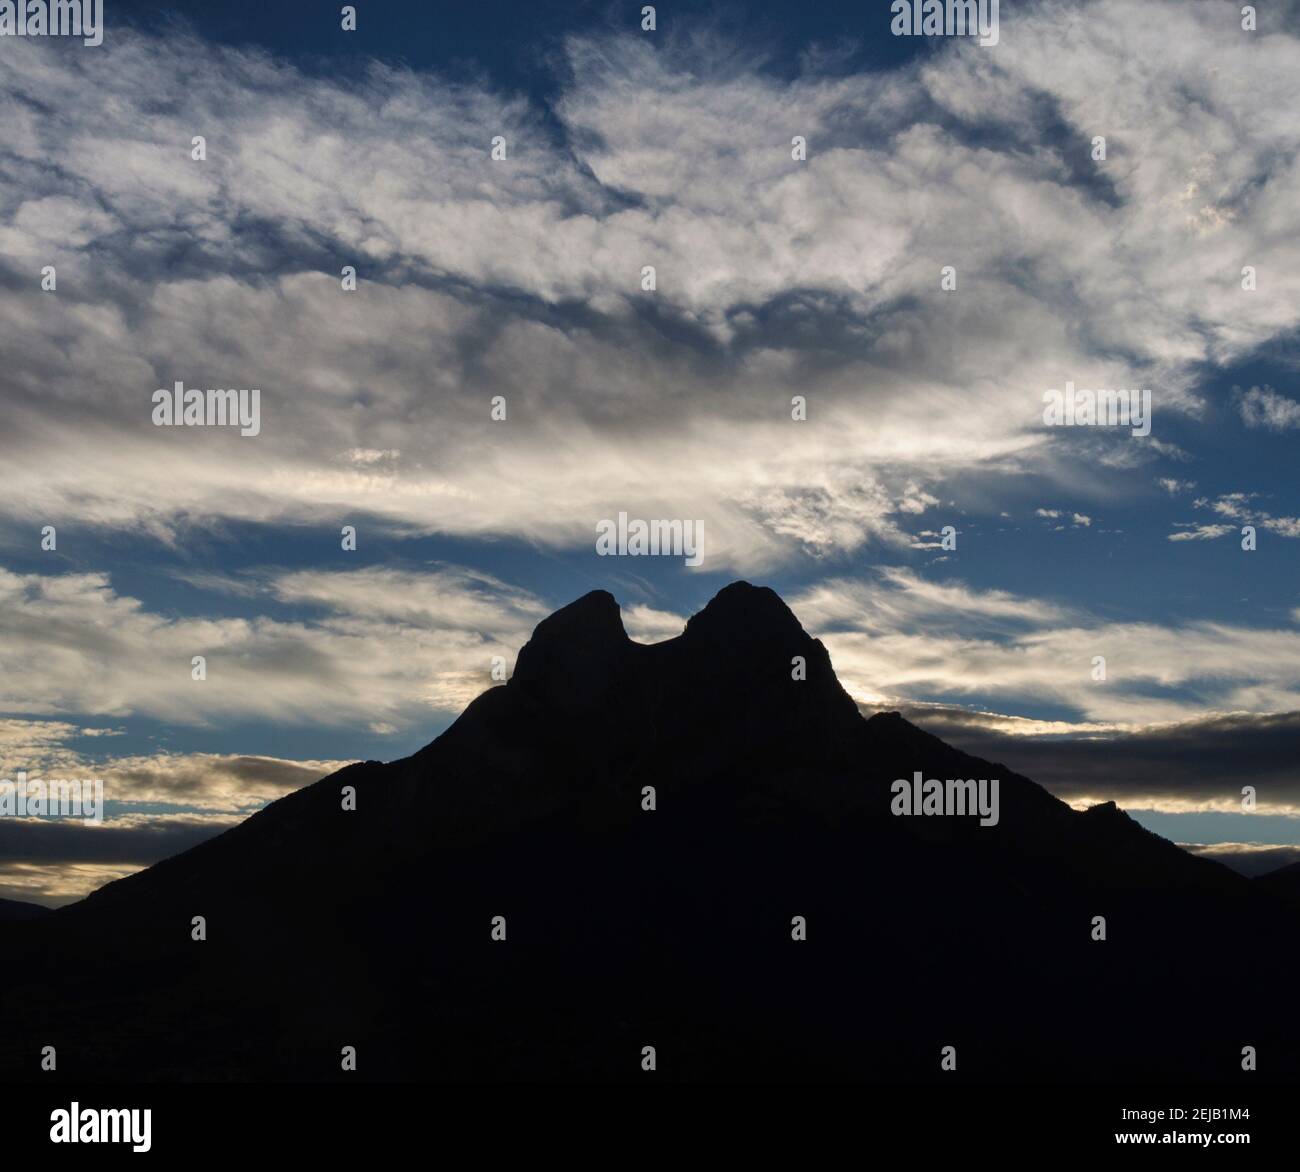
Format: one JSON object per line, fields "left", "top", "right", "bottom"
{"left": 5, "top": 576, "right": 1299, "bottom": 906}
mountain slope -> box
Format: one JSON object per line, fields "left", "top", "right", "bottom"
{"left": 0, "top": 898, "right": 51, "bottom": 922}
{"left": 1258, "top": 859, "right": 1300, "bottom": 901}
{"left": 2, "top": 582, "right": 1294, "bottom": 1083}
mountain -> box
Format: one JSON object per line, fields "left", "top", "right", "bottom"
{"left": 0, "top": 898, "right": 51, "bottom": 923}
{"left": 2, "top": 581, "right": 1296, "bottom": 1082}
{"left": 1258, "top": 859, "right": 1300, "bottom": 900}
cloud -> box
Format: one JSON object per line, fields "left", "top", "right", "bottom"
{"left": 1234, "top": 385, "right": 1300, "bottom": 431}
{"left": 1204, "top": 492, "right": 1261, "bottom": 518}
{"left": 0, "top": 717, "right": 121, "bottom": 773}
{"left": 0, "top": 741, "right": 352, "bottom": 903}
{"left": 1182, "top": 493, "right": 1300, "bottom": 541}
{"left": 1035, "top": 508, "right": 1090, "bottom": 527}
{"left": 1182, "top": 843, "right": 1300, "bottom": 878}
{"left": 795, "top": 569, "right": 1300, "bottom": 726}
{"left": 1264, "top": 516, "right": 1300, "bottom": 539}
{"left": 794, "top": 566, "right": 1072, "bottom": 634}
{"left": 623, "top": 604, "right": 687, "bottom": 643}
{"left": 6, "top": 549, "right": 1275, "bottom": 751}
{"left": 95, "top": 753, "right": 347, "bottom": 810}
{"left": 0, "top": 811, "right": 241, "bottom": 865}
{"left": 7, "top": 554, "right": 1300, "bottom": 761}
{"left": 0, "top": 862, "right": 147, "bottom": 907}
{"left": 867, "top": 700, "right": 1300, "bottom": 818}
{"left": 0, "top": 564, "right": 545, "bottom": 727}
{"left": 8, "top": 559, "right": 1300, "bottom": 903}
{"left": 1168, "top": 522, "right": 1233, "bottom": 541}
{"left": 0, "top": 716, "right": 348, "bottom": 814}
{"left": 0, "top": 813, "right": 243, "bottom": 905}
{"left": 0, "top": 4, "right": 1296, "bottom": 568}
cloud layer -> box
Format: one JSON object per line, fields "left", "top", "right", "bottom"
{"left": 1, "top": 2, "right": 1297, "bottom": 568}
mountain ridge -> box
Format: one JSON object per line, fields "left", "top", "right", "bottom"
{"left": 2, "top": 580, "right": 1293, "bottom": 1083}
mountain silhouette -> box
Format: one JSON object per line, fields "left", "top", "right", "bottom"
{"left": 1259, "top": 859, "right": 1300, "bottom": 900}
{"left": 3, "top": 581, "right": 1296, "bottom": 1082}
{"left": 0, "top": 898, "right": 50, "bottom": 923}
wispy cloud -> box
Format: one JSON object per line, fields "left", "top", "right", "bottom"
{"left": 0, "top": 564, "right": 543, "bottom": 727}
{"left": 0, "top": 3, "right": 1297, "bottom": 568}
{"left": 1234, "top": 385, "right": 1300, "bottom": 431}
{"left": 794, "top": 569, "right": 1300, "bottom": 726}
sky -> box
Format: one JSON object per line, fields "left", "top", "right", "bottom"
{"left": 1, "top": 0, "right": 1299, "bottom": 903}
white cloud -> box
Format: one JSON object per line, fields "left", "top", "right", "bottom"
{"left": 623, "top": 604, "right": 686, "bottom": 643}
{"left": 793, "top": 569, "right": 1300, "bottom": 726}
{"left": 0, "top": 717, "right": 121, "bottom": 773}
{"left": 1235, "top": 385, "right": 1300, "bottom": 430}
{"left": 0, "top": 564, "right": 545, "bottom": 728}
{"left": 1168, "top": 523, "right": 1233, "bottom": 541}
{"left": 0, "top": 5, "right": 1295, "bottom": 568}
{"left": 1184, "top": 493, "right": 1300, "bottom": 540}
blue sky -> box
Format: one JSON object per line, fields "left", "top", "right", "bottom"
{"left": 1, "top": 0, "right": 1299, "bottom": 901}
